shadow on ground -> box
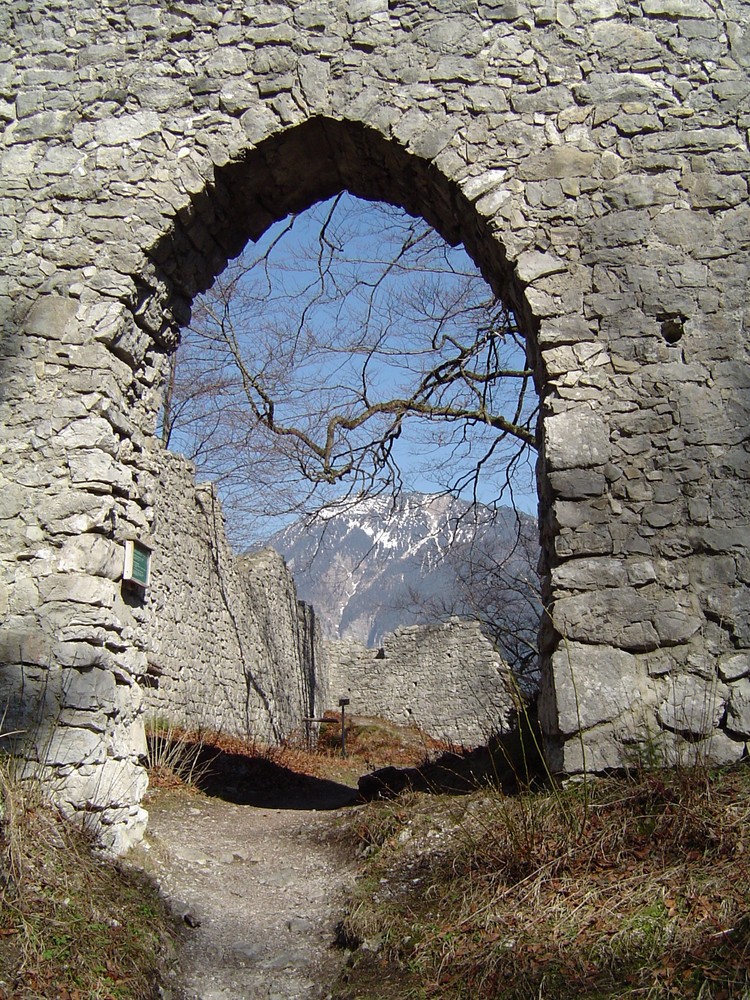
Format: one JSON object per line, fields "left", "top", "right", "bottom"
{"left": 192, "top": 746, "right": 360, "bottom": 810}
{"left": 358, "top": 707, "right": 547, "bottom": 800}
{"left": 146, "top": 708, "right": 545, "bottom": 811}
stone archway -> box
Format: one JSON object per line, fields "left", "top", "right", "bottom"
{"left": 131, "top": 114, "right": 545, "bottom": 765}
{"left": 136, "top": 119, "right": 546, "bottom": 762}
{"left": 1, "top": 0, "right": 748, "bottom": 850}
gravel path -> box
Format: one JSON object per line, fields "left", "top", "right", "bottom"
{"left": 138, "top": 790, "right": 359, "bottom": 1000}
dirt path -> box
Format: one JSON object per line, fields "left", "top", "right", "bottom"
{"left": 137, "top": 789, "right": 359, "bottom": 1000}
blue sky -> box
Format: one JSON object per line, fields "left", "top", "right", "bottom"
{"left": 173, "top": 194, "right": 538, "bottom": 542}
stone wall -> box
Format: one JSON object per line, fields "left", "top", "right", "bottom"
{"left": 324, "top": 621, "right": 516, "bottom": 746}
{"left": 143, "top": 450, "right": 512, "bottom": 748}
{"left": 142, "top": 447, "right": 323, "bottom": 744}
{"left": 1, "top": 0, "right": 749, "bottom": 849}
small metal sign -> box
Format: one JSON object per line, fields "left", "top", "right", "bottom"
{"left": 123, "top": 539, "right": 152, "bottom": 589}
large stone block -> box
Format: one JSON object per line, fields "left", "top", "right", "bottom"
{"left": 61, "top": 665, "right": 117, "bottom": 712}
{"left": 57, "top": 535, "right": 124, "bottom": 580}
{"left": 546, "top": 642, "right": 650, "bottom": 735}
{"left": 44, "top": 727, "right": 105, "bottom": 767}
{"left": 21, "top": 294, "right": 79, "bottom": 340}
{"left": 718, "top": 651, "right": 750, "bottom": 682}
{"left": 552, "top": 556, "right": 627, "bottom": 591}
{"left": 726, "top": 678, "right": 750, "bottom": 738}
{"left": 57, "top": 417, "right": 119, "bottom": 456}
{"left": 642, "top": 0, "right": 712, "bottom": 16}
{"left": 0, "top": 626, "right": 53, "bottom": 668}
{"left": 657, "top": 673, "right": 730, "bottom": 738}
{"left": 545, "top": 409, "right": 610, "bottom": 471}
{"left": 55, "top": 758, "right": 149, "bottom": 818}
{"left": 40, "top": 574, "right": 117, "bottom": 608}
{"left": 518, "top": 147, "right": 599, "bottom": 181}
{"left": 553, "top": 588, "right": 657, "bottom": 651}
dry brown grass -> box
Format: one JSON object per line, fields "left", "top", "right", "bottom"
{"left": 335, "top": 764, "right": 750, "bottom": 1000}
{"left": 0, "top": 760, "right": 180, "bottom": 999}
{"left": 316, "top": 713, "right": 456, "bottom": 769}
{"left": 143, "top": 715, "right": 455, "bottom": 792}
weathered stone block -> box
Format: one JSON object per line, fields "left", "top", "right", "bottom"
{"left": 40, "top": 574, "right": 117, "bottom": 608}
{"left": 576, "top": 72, "right": 675, "bottom": 106}
{"left": 537, "top": 315, "right": 596, "bottom": 346}
{"left": 93, "top": 112, "right": 160, "bottom": 145}
{"left": 55, "top": 642, "right": 113, "bottom": 670}
{"left": 657, "top": 673, "right": 729, "bottom": 737}
{"left": 548, "top": 469, "right": 607, "bottom": 499}
{"left": 547, "top": 642, "right": 648, "bottom": 735}
{"left": 40, "top": 491, "right": 116, "bottom": 536}
{"left": 515, "top": 250, "right": 566, "bottom": 284}
{"left": 554, "top": 588, "right": 661, "bottom": 651}
{"left": 21, "top": 293, "right": 79, "bottom": 340}
{"left": 57, "top": 417, "right": 119, "bottom": 456}
{"left": 0, "top": 480, "right": 32, "bottom": 520}
{"left": 552, "top": 556, "right": 627, "bottom": 591}
{"left": 44, "top": 727, "right": 105, "bottom": 767}
{"left": 57, "top": 535, "right": 124, "bottom": 580}
{"left": 62, "top": 665, "right": 117, "bottom": 711}
{"left": 0, "top": 626, "right": 53, "bottom": 667}
{"left": 13, "top": 110, "right": 74, "bottom": 140}
{"left": 56, "top": 757, "right": 148, "bottom": 812}
{"left": 584, "top": 210, "right": 649, "bottom": 248}
{"left": 545, "top": 409, "right": 610, "bottom": 471}
{"left": 726, "top": 678, "right": 750, "bottom": 738}
{"left": 642, "top": 0, "right": 712, "bottom": 16}
{"left": 718, "top": 651, "right": 750, "bottom": 682}
{"left": 518, "top": 147, "right": 599, "bottom": 181}
{"left": 557, "top": 727, "right": 631, "bottom": 773}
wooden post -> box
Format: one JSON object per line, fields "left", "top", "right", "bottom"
{"left": 338, "top": 697, "right": 350, "bottom": 758}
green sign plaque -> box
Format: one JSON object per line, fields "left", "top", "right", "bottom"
{"left": 123, "top": 539, "right": 152, "bottom": 588}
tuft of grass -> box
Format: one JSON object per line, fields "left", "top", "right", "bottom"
{"left": 334, "top": 763, "right": 750, "bottom": 1000}
{"left": 0, "top": 755, "right": 181, "bottom": 999}
{"left": 145, "top": 717, "right": 213, "bottom": 791}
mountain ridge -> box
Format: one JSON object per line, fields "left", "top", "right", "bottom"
{"left": 257, "top": 493, "right": 540, "bottom": 675}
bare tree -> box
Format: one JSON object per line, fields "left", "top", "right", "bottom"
{"left": 163, "top": 194, "right": 538, "bottom": 546}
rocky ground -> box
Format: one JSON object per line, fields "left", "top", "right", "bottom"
{"left": 127, "top": 718, "right": 457, "bottom": 999}
{"left": 135, "top": 783, "right": 360, "bottom": 1000}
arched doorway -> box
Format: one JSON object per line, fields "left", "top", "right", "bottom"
{"left": 136, "top": 116, "right": 547, "bottom": 759}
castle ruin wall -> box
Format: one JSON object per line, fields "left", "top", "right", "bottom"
{"left": 1, "top": 0, "right": 749, "bottom": 849}
{"left": 324, "top": 621, "right": 516, "bottom": 746}
{"left": 142, "top": 448, "right": 323, "bottom": 744}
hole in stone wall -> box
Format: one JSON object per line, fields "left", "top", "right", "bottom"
{"left": 658, "top": 313, "right": 685, "bottom": 345}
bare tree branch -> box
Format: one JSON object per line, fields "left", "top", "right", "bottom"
{"left": 164, "top": 194, "right": 538, "bottom": 542}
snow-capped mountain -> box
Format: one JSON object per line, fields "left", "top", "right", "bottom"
{"left": 258, "top": 493, "right": 540, "bottom": 668}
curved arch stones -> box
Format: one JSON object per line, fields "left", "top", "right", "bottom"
{"left": 1, "top": 0, "right": 749, "bottom": 850}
